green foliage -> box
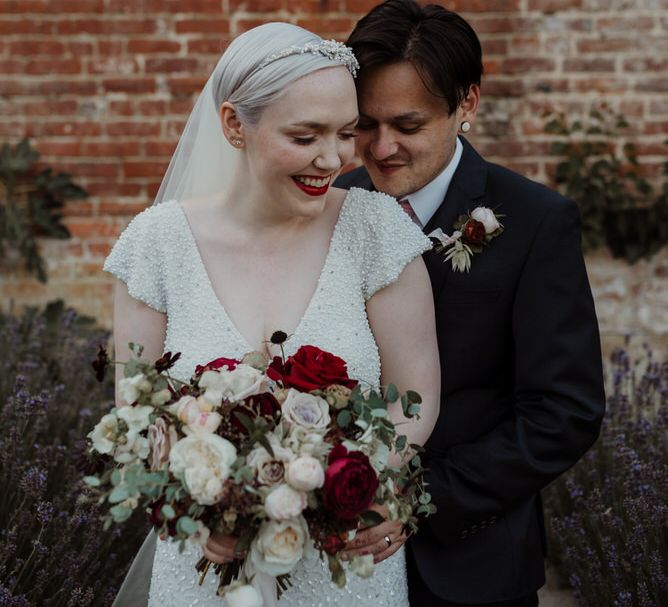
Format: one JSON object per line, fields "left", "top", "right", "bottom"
{"left": 0, "top": 139, "right": 87, "bottom": 282}
{"left": 544, "top": 107, "right": 668, "bottom": 264}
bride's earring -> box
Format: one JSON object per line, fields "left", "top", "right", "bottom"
{"left": 460, "top": 121, "right": 471, "bottom": 133}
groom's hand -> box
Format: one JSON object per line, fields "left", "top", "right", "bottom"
{"left": 341, "top": 505, "right": 409, "bottom": 564}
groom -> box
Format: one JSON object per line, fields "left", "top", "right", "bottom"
{"left": 337, "top": 1, "right": 605, "bottom": 605}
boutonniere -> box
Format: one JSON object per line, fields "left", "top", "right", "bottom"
{"left": 429, "top": 206, "right": 504, "bottom": 272}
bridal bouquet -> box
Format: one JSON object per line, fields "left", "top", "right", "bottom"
{"left": 85, "top": 333, "right": 434, "bottom": 605}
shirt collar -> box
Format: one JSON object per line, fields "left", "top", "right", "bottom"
{"left": 404, "top": 136, "right": 463, "bottom": 227}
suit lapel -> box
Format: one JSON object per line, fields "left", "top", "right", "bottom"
{"left": 423, "top": 138, "right": 489, "bottom": 297}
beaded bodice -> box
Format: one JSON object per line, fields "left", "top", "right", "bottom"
{"left": 103, "top": 187, "right": 431, "bottom": 606}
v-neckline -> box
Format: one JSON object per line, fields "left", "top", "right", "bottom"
{"left": 172, "top": 193, "right": 351, "bottom": 354}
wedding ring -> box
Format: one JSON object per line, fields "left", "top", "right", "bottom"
{"left": 384, "top": 535, "right": 392, "bottom": 548}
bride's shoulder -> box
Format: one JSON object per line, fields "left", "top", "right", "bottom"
{"left": 340, "top": 187, "right": 409, "bottom": 227}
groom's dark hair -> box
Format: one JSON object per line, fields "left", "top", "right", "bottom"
{"left": 346, "top": 0, "right": 483, "bottom": 115}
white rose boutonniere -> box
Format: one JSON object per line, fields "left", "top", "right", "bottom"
{"left": 429, "top": 206, "right": 504, "bottom": 272}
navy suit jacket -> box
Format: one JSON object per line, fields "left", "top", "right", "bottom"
{"left": 335, "top": 138, "right": 605, "bottom": 603}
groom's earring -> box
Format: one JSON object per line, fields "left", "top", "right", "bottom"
{"left": 233, "top": 138, "right": 243, "bottom": 146}
{"left": 460, "top": 121, "right": 471, "bottom": 133}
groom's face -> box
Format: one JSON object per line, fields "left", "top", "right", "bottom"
{"left": 355, "top": 61, "right": 460, "bottom": 199}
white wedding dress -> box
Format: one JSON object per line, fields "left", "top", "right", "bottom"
{"left": 104, "top": 187, "right": 431, "bottom": 607}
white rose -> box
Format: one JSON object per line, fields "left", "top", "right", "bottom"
{"left": 169, "top": 395, "right": 211, "bottom": 424}
{"left": 117, "top": 404, "right": 153, "bottom": 432}
{"left": 199, "top": 364, "right": 267, "bottom": 406}
{"left": 114, "top": 430, "right": 150, "bottom": 464}
{"left": 118, "top": 373, "right": 151, "bottom": 405}
{"left": 169, "top": 434, "right": 237, "bottom": 505}
{"left": 350, "top": 553, "right": 374, "bottom": 579}
{"left": 150, "top": 388, "right": 171, "bottom": 406}
{"left": 284, "top": 426, "right": 330, "bottom": 459}
{"left": 285, "top": 456, "right": 324, "bottom": 492}
{"left": 281, "top": 390, "right": 330, "bottom": 432}
{"left": 224, "top": 584, "right": 262, "bottom": 607}
{"left": 264, "top": 484, "right": 307, "bottom": 520}
{"left": 184, "top": 411, "right": 222, "bottom": 435}
{"left": 88, "top": 413, "right": 119, "bottom": 454}
{"left": 250, "top": 517, "right": 308, "bottom": 576}
{"left": 470, "top": 207, "right": 501, "bottom": 234}
{"left": 247, "top": 436, "right": 294, "bottom": 486}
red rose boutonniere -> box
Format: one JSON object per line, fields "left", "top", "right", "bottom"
{"left": 429, "top": 206, "right": 504, "bottom": 272}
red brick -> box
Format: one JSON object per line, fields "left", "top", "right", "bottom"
{"left": 10, "top": 40, "right": 65, "bottom": 55}
{"left": 26, "top": 59, "right": 82, "bottom": 74}
{"left": 597, "top": 17, "right": 654, "bottom": 31}
{"left": 35, "top": 80, "right": 98, "bottom": 95}
{"left": 97, "top": 40, "right": 124, "bottom": 55}
{"left": 108, "top": 0, "right": 222, "bottom": 11}
{"left": 106, "top": 121, "right": 161, "bottom": 137}
{"left": 0, "top": 60, "right": 24, "bottom": 74}
{"left": 0, "top": 123, "right": 29, "bottom": 137}
{"left": 57, "top": 19, "right": 156, "bottom": 35}
{"left": 229, "top": 0, "right": 281, "bottom": 11}
{"left": 650, "top": 100, "right": 668, "bottom": 115}
{"left": 296, "top": 18, "right": 354, "bottom": 36}
{"left": 434, "top": 0, "right": 522, "bottom": 10}
{"left": 137, "top": 100, "right": 168, "bottom": 116}
{"left": 123, "top": 161, "right": 169, "bottom": 177}
{"left": 0, "top": 19, "right": 52, "bottom": 34}
{"left": 576, "top": 38, "right": 634, "bottom": 53}
{"left": 87, "top": 241, "right": 115, "bottom": 258}
{"left": 98, "top": 201, "right": 150, "bottom": 217}
{"left": 528, "top": 0, "right": 581, "bottom": 11}
{"left": 480, "top": 39, "right": 508, "bottom": 55}
{"left": 127, "top": 39, "right": 182, "bottom": 54}
{"left": 59, "top": 162, "right": 119, "bottom": 178}
{"left": 62, "top": 200, "right": 95, "bottom": 216}
{"left": 563, "top": 58, "right": 616, "bottom": 72}
{"left": 145, "top": 140, "right": 177, "bottom": 156}
{"left": 633, "top": 143, "right": 668, "bottom": 156}
{"left": 0, "top": 0, "right": 105, "bottom": 11}
{"left": 40, "top": 122, "right": 103, "bottom": 136}
{"left": 187, "top": 38, "right": 228, "bottom": 54}
{"left": 65, "top": 218, "right": 123, "bottom": 238}
{"left": 86, "top": 182, "right": 143, "bottom": 196}
{"left": 109, "top": 101, "right": 134, "bottom": 116}
{"left": 342, "top": 0, "right": 382, "bottom": 12}
{"left": 481, "top": 79, "right": 526, "bottom": 97}
{"left": 81, "top": 141, "right": 142, "bottom": 156}
{"left": 574, "top": 78, "right": 626, "bottom": 93}
{"left": 36, "top": 141, "right": 82, "bottom": 156}
{"left": 175, "top": 19, "right": 230, "bottom": 34}
{"left": 468, "top": 17, "right": 538, "bottom": 34}
{"left": 508, "top": 35, "right": 541, "bottom": 55}
{"left": 500, "top": 58, "right": 556, "bottom": 74}
{"left": 623, "top": 58, "right": 668, "bottom": 73}
{"left": 67, "top": 41, "right": 95, "bottom": 55}
{"left": 167, "top": 77, "right": 208, "bottom": 95}
{"left": 103, "top": 78, "right": 156, "bottom": 93}
{"left": 145, "top": 58, "right": 199, "bottom": 73}
{"left": 634, "top": 79, "right": 668, "bottom": 93}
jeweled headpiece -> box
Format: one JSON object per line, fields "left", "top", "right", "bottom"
{"left": 257, "top": 39, "right": 359, "bottom": 77}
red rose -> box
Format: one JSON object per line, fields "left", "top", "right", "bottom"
{"left": 462, "top": 219, "right": 486, "bottom": 246}
{"left": 322, "top": 444, "right": 378, "bottom": 521}
{"left": 267, "top": 345, "right": 358, "bottom": 392}
{"left": 229, "top": 392, "right": 281, "bottom": 435}
{"left": 195, "top": 356, "right": 240, "bottom": 376}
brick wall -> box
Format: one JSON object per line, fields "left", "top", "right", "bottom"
{"left": 1, "top": 0, "right": 667, "bottom": 347}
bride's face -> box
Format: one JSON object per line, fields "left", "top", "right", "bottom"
{"left": 242, "top": 66, "right": 358, "bottom": 218}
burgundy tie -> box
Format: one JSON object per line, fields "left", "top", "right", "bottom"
{"left": 398, "top": 198, "right": 423, "bottom": 229}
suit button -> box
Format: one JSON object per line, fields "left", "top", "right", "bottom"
{"left": 480, "top": 521, "right": 487, "bottom": 529}
{"left": 460, "top": 530, "right": 468, "bottom": 539}
{"left": 490, "top": 516, "right": 497, "bottom": 525}
{"left": 471, "top": 525, "right": 478, "bottom": 535}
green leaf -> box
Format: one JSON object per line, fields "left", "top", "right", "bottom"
{"left": 395, "top": 435, "right": 407, "bottom": 451}
{"left": 109, "top": 486, "right": 129, "bottom": 504}
{"left": 161, "top": 504, "right": 176, "bottom": 520}
{"left": 407, "top": 404, "right": 421, "bottom": 416}
{"left": 110, "top": 504, "right": 132, "bottom": 523}
{"left": 359, "top": 510, "right": 385, "bottom": 528}
{"left": 384, "top": 384, "right": 399, "bottom": 403}
{"left": 110, "top": 469, "right": 122, "bottom": 487}
{"left": 370, "top": 408, "right": 387, "bottom": 418}
{"left": 176, "top": 515, "right": 198, "bottom": 536}
{"left": 83, "top": 476, "right": 101, "bottom": 487}
{"left": 336, "top": 409, "right": 351, "bottom": 427}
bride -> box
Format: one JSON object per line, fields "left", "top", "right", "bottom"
{"left": 104, "top": 22, "right": 439, "bottom": 607}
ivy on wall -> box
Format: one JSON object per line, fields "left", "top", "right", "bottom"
{"left": 545, "top": 107, "right": 668, "bottom": 264}
{"left": 0, "top": 139, "right": 87, "bottom": 282}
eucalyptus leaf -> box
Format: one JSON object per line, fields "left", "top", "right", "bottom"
{"left": 176, "top": 516, "right": 198, "bottom": 536}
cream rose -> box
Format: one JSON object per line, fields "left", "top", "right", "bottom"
{"left": 470, "top": 207, "right": 501, "bottom": 234}
{"left": 285, "top": 456, "right": 324, "bottom": 491}
{"left": 169, "top": 434, "right": 237, "bottom": 505}
{"left": 264, "top": 484, "right": 307, "bottom": 520}
{"left": 247, "top": 436, "right": 294, "bottom": 486}
{"left": 250, "top": 517, "right": 308, "bottom": 576}
{"left": 199, "top": 364, "right": 267, "bottom": 406}
{"left": 88, "top": 413, "right": 119, "bottom": 454}
{"left": 118, "top": 373, "right": 152, "bottom": 405}
{"left": 281, "top": 390, "right": 330, "bottom": 432}
{"left": 147, "top": 418, "right": 178, "bottom": 471}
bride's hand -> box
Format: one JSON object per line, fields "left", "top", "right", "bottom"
{"left": 340, "top": 505, "right": 409, "bottom": 565}
{"left": 202, "top": 532, "right": 243, "bottom": 564}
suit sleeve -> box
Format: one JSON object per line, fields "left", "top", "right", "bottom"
{"left": 425, "top": 198, "right": 605, "bottom": 538}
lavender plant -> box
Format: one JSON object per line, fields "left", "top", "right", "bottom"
{"left": 0, "top": 301, "right": 147, "bottom": 606}
{"left": 544, "top": 347, "right": 668, "bottom": 607}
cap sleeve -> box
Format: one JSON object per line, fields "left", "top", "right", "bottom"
{"left": 103, "top": 204, "right": 170, "bottom": 313}
{"left": 347, "top": 189, "right": 432, "bottom": 300}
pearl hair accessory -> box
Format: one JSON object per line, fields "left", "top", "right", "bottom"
{"left": 257, "top": 39, "right": 360, "bottom": 77}
{"left": 460, "top": 121, "right": 471, "bottom": 133}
